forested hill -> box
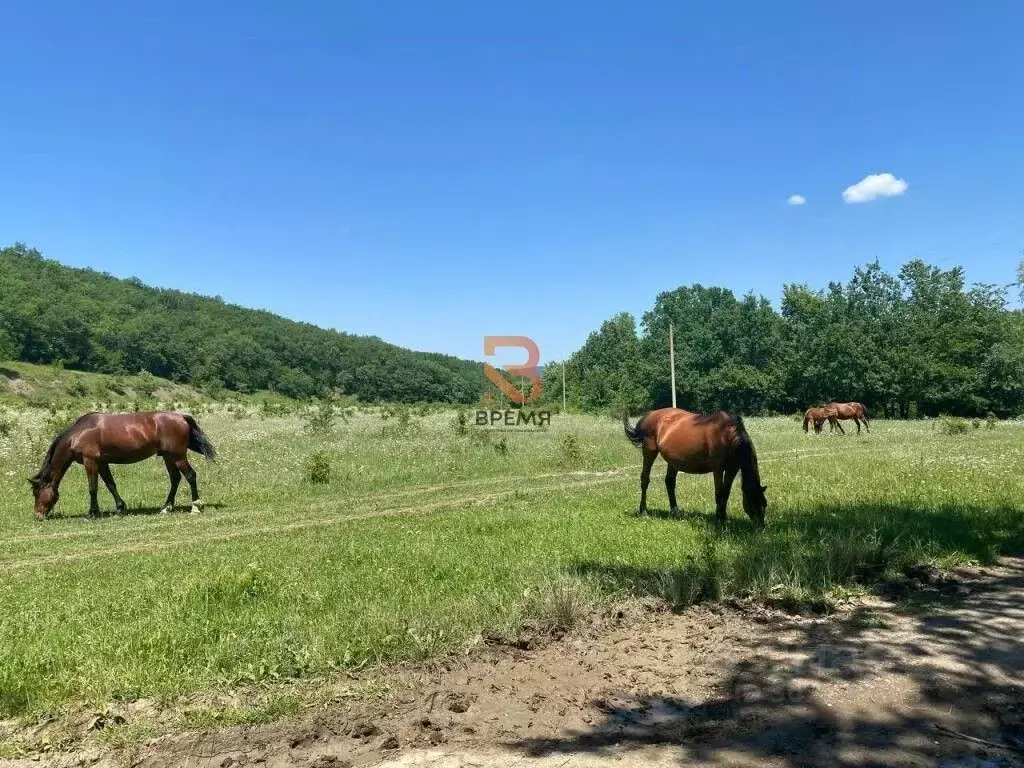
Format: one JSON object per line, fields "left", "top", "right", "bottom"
{"left": 543, "top": 259, "right": 1024, "bottom": 418}
{"left": 0, "top": 243, "right": 486, "bottom": 402}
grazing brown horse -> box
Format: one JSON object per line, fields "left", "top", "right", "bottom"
{"left": 802, "top": 406, "right": 841, "bottom": 434}
{"left": 30, "top": 411, "right": 216, "bottom": 520}
{"left": 825, "top": 401, "right": 870, "bottom": 434}
{"left": 623, "top": 408, "right": 767, "bottom": 528}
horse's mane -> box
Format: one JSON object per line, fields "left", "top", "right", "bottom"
{"left": 692, "top": 410, "right": 732, "bottom": 426}
{"left": 32, "top": 413, "right": 93, "bottom": 483}
{"left": 729, "top": 413, "right": 763, "bottom": 493}
{"left": 33, "top": 427, "right": 71, "bottom": 483}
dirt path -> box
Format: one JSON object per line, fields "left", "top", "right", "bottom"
{"left": 11, "top": 557, "right": 1017, "bottom": 768}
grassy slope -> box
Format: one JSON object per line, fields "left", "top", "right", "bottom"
{"left": 1, "top": 403, "right": 1023, "bottom": 723}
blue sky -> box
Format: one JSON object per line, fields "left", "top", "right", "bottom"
{"left": 2, "top": 1, "right": 1022, "bottom": 366}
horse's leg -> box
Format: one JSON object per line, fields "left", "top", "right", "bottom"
{"left": 638, "top": 448, "right": 657, "bottom": 515}
{"left": 714, "top": 467, "right": 738, "bottom": 524}
{"left": 665, "top": 466, "right": 679, "bottom": 514}
{"left": 161, "top": 456, "right": 181, "bottom": 514}
{"left": 83, "top": 458, "right": 100, "bottom": 518}
{"left": 97, "top": 463, "right": 127, "bottom": 515}
{"left": 175, "top": 458, "right": 203, "bottom": 514}
{"left": 854, "top": 417, "right": 861, "bottom": 435}
{"left": 835, "top": 419, "right": 845, "bottom": 435}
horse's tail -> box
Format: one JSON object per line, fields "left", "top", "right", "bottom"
{"left": 623, "top": 411, "right": 646, "bottom": 447}
{"left": 860, "top": 403, "right": 869, "bottom": 423}
{"left": 183, "top": 415, "right": 217, "bottom": 461}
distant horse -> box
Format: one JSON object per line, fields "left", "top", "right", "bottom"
{"left": 30, "top": 411, "right": 216, "bottom": 520}
{"left": 825, "top": 402, "right": 870, "bottom": 434}
{"left": 802, "top": 406, "right": 841, "bottom": 434}
{"left": 623, "top": 408, "right": 767, "bottom": 528}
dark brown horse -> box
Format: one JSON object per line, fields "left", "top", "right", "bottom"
{"left": 802, "top": 406, "right": 841, "bottom": 434}
{"left": 30, "top": 411, "right": 216, "bottom": 520}
{"left": 825, "top": 401, "right": 870, "bottom": 434}
{"left": 623, "top": 408, "right": 767, "bottom": 527}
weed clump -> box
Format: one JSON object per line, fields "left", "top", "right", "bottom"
{"left": 559, "top": 433, "right": 582, "bottom": 466}
{"left": 939, "top": 416, "right": 970, "bottom": 435}
{"left": 304, "top": 450, "right": 332, "bottom": 484}
{"left": 304, "top": 401, "right": 337, "bottom": 438}
{"left": 451, "top": 410, "right": 468, "bottom": 436}
{"left": 381, "top": 405, "right": 420, "bottom": 437}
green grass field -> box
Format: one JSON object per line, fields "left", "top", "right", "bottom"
{"left": 1, "top": 402, "right": 1023, "bottom": 727}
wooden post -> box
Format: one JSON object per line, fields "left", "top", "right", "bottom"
{"left": 562, "top": 361, "right": 567, "bottom": 413}
{"left": 669, "top": 323, "right": 677, "bottom": 408}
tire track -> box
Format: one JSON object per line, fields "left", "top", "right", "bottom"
{"left": 0, "top": 474, "right": 631, "bottom": 570}
{"left": 0, "top": 443, "right": 890, "bottom": 570}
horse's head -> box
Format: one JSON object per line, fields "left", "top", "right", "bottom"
{"left": 29, "top": 476, "right": 58, "bottom": 520}
{"left": 743, "top": 483, "right": 768, "bottom": 529}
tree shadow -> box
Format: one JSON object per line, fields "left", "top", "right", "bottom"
{"left": 514, "top": 567, "right": 1024, "bottom": 766}
{"left": 516, "top": 500, "right": 1024, "bottom": 766}
{"left": 0, "top": 366, "right": 21, "bottom": 379}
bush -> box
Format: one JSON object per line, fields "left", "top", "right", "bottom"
{"left": 451, "top": 410, "right": 468, "bottom": 436}
{"left": 985, "top": 412, "right": 998, "bottom": 430}
{"left": 381, "top": 404, "right": 420, "bottom": 437}
{"left": 939, "top": 416, "right": 971, "bottom": 435}
{"left": 971, "top": 418, "right": 982, "bottom": 430}
{"left": 304, "top": 450, "right": 332, "bottom": 484}
{"left": 559, "top": 433, "right": 582, "bottom": 466}
{"left": 304, "top": 401, "right": 336, "bottom": 438}
{"left": 495, "top": 435, "right": 510, "bottom": 456}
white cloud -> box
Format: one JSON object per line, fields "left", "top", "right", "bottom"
{"left": 842, "top": 172, "right": 908, "bottom": 204}
{"left": 786, "top": 194, "right": 806, "bottom": 206}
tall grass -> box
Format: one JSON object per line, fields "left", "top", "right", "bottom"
{"left": 0, "top": 408, "right": 1022, "bottom": 721}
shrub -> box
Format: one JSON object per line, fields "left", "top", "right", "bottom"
{"left": 451, "top": 410, "right": 468, "bottom": 436}
{"left": 495, "top": 435, "right": 510, "bottom": 456}
{"left": 304, "top": 450, "right": 332, "bottom": 484}
{"left": 939, "top": 416, "right": 970, "bottom": 435}
{"left": 559, "top": 433, "right": 582, "bottom": 466}
{"left": 304, "top": 401, "right": 336, "bottom": 438}
{"left": 985, "top": 412, "right": 998, "bottom": 430}
{"left": 971, "top": 418, "right": 982, "bottom": 430}
{"left": 381, "top": 405, "right": 420, "bottom": 437}
{"left": 67, "top": 378, "right": 88, "bottom": 398}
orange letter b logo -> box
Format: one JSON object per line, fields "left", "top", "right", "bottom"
{"left": 483, "top": 336, "right": 543, "bottom": 405}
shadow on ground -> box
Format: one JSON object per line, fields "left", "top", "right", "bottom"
{"left": 520, "top": 499, "right": 1024, "bottom": 765}
{"left": 50, "top": 502, "right": 227, "bottom": 520}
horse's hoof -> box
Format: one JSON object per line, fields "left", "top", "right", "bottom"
{"left": 190, "top": 505, "right": 202, "bottom": 515}
{"left": 116, "top": 506, "right": 127, "bottom": 516}
{"left": 160, "top": 505, "right": 173, "bottom": 515}
{"left": 670, "top": 506, "right": 680, "bottom": 515}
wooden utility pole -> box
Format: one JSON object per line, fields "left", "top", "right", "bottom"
{"left": 669, "top": 323, "right": 677, "bottom": 408}
{"left": 561, "top": 361, "right": 567, "bottom": 412}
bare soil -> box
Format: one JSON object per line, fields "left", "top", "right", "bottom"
{"left": 6, "top": 558, "right": 1024, "bottom": 768}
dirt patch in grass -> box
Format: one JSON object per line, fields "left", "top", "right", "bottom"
{"left": 5, "top": 558, "right": 1023, "bottom": 768}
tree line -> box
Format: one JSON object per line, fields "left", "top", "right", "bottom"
{"left": 541, "top": 259, "right": 1024, "bottom": 418}
{"left": 0, "top": 243, "right": 487, "bottom": 402}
